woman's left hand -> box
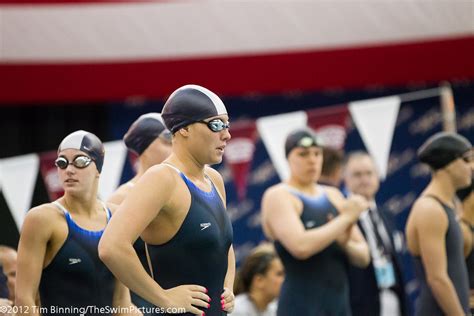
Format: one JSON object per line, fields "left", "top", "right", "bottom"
{"left": 220, "top": 287, "right": 235, "bottom": 313}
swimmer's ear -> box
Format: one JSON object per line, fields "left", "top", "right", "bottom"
{"left": 178, "top": 127, "right": 190, "bottom": 138}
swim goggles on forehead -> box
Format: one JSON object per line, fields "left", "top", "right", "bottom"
{"left": 198, "top": 118, "right": 230, "bottom": 133}
{"left": 297, "top": 136, "right": 317, "bottom": 148}
{"left": 55, "top": 155, "right": 93, "bottom": 169}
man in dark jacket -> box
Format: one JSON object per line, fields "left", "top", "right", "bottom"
{"left": 344, "top": 151, "right": 408, "bottom": 316}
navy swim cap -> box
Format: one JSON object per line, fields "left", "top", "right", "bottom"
{"left": 58, "top": 130, "right": 105, "bottom": 173}
{"left": 162, "top": 84, "right": 228, "bottom": 133}
{"left": 285, "top": 128, "right": 320, "bottom": 157}
{"left": 123, "top": 113, "right": 171, "bottom": 156}
{"left": 417, "top": 132, "right": 472, "bottom": 170}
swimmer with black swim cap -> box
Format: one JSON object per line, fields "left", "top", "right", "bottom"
{"left": 406, "top": 131, "right": 472, "bottom": 315}
{"left": 100, "top": 85, "right": 236, "bottom": 315}
{"left": 109, "top": 113, "right": 173, "bottom": 315}
{"left": 261, "top": 127, "right": 370, "bottom": 315}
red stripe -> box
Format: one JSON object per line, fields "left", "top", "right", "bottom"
{"left": 1, "top": 36, "right": 473, "bottom": 105}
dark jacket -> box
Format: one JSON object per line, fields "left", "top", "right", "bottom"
{"left": 348, "top": 206, "right": 409, "bottom": 316}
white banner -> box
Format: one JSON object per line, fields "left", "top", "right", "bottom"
{"left": 0, "top": 154, "right": 39, "bottom": 230}
{"left": 349, "top": 96, "right": 401, "bottom": 179}
{"left": 99, "top": 141, "right": 127, "bottom": 202}
{"left": 2, "top": 1, "right": 471, "bottom": 62}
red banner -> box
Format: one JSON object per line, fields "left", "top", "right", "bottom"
{"left": 39, "top": 151, "right": 64, "bottom": 201}
{"left": 224, "top": 121, "right": 258, "bottom": 201}
{"left": 307, "top": 104, "right": 350, "bottom": 149}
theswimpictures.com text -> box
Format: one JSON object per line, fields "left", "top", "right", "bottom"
{"left": 0, "top": 305, "right": 187, "bottom": 315}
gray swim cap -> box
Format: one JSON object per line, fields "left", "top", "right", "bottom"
{"left": 58, "top": 130, "right": 105, "bottom": 173}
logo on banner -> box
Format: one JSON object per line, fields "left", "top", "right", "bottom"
{"left": 316, "top": 125, "right": 347, "bottom": 149}
{"left": 225, "top": 138, "right": 256, "bottom": 201}
{"left": 224, "top": 121, "right": 257, "bottom": 201}
{"left": 226, "top": 138, "right": 255, "bottom": 164}
{"left": 307, "top": 104, "right": 349, "bottom": 150}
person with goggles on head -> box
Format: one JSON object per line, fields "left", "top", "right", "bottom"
{"left": 406, "top": 132, "right": 472, "bottom": 315}
{"left": 100, "top": 85, "right": 235, "bottom": 316}
{"left": 108, "top": 113, "right": 172, "bottom": 315}
{"left": 16, "top": 130, "right": 139, "bottom": 316}
{"left": 261, "top": 128, "right": 370, "bottom": 316}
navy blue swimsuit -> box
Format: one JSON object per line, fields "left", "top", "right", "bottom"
{"left": 413, "top": 196, "right": 469, "bottom": 315}
{"left": 147, "top": 166, "right": 233, "bottom": 315}
{"left": 39, "top": 202, "right": 115, "bottom": 316}
{"left": 275, "top": 186, "right": 351, "bottom": 316}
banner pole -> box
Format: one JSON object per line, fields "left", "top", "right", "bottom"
{"left": 439, "top": 82, "right": 457, "bottom": 133}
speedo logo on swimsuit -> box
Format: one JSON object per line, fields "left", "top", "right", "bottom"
{"left": 200, "top": 222, "right": 211, "bottom": 231}
{"left": 68, "top": 258, "right": 82, "bottom": 265}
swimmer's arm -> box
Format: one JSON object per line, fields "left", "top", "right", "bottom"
{"left": 99, "top": 165, "right": 175, "bottom": 307}
{"left": 341, "top": 226, "right": 370, "bottom": 267}
{"left": 415, "top": 199, "right": 465, "bottom": 315}
{"left": 262, "top": 187, "right": 357, "bottom": 260}
{"left": 224, "top": 245, "right": 236, "bottom": 290}
{"left": 15, "top": 206, "right": 52, "bottom": 315}
{"left": 207, "top": 168, "right": 236, "bottom": 311}
{"left": 221, "top": 246, "right": 236, "bottom": 313}
{"left": 325, "top": 187, "right": 370, "bottom": 267}
{"left": 112, "top": 281, "right": 142, "bottom": 316}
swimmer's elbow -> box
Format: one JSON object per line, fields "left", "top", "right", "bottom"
{"left": 98, "top": 235, "right": 119, "bottom": 265}
{"left": 292, "top": 249, "right": 311, "bottom": 260}
{"left": 288, "top": 242, "right": 313, "bottom": 260}
{"left": 351, "top": 251, "right": 371, "bottom": 268}
{"left": 278, "top": 234, "right": 315, "bottom": 260}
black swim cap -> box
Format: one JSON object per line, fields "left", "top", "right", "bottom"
{"left": 417, "top": 132, "right": 472, "bottom": 170}
{"left": 161, "top": 84, "right": 228, "bottom": 133}
{"left": 456, "top": 176, "right": 474, "bottom": 201}
{"left": 285, "top": 128, "right": 320, "bottom": 157}
{"left": 58, "top": 130, "right": 105, "bottom": 173}
{"left": 123, "top": 113, "right": 171, "bottom": 156}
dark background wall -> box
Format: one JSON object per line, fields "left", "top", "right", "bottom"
{"left": 1, "top": 81, "right": 472, "bottom": 249}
